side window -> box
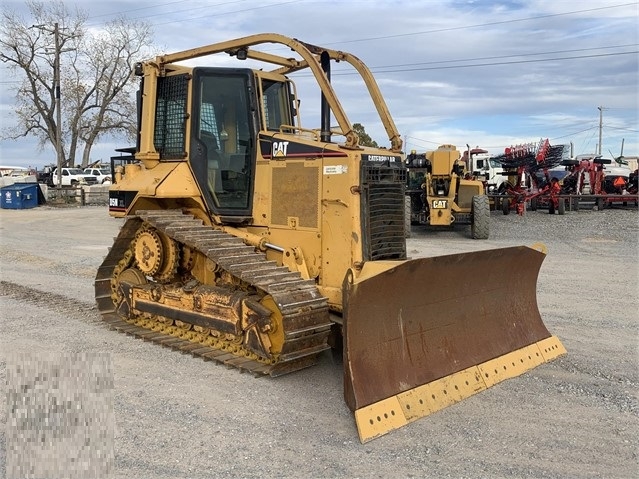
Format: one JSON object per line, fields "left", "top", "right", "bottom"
{"left": 261, "top": 80, "right": 294, "bottom": 132}
{"left": 154, "top": 74, "right": 189, "bottom": 160}
{"left": 201, "top": 103, "right": 219, "bottom": 138}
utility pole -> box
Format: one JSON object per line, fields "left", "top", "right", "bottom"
{"left": 31, "top": 22, "right": 73, "bottom": 187}
{"left": 53, "top": 22, "right": 63, "bottom": 187}
{"left": 597, "top": 106, "right": 604, "bottom": 156}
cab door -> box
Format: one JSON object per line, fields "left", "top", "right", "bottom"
{"left": 190, "top": 68, "right": 259, "bottom": 219}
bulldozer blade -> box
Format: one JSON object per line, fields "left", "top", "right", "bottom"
{"left": 342, "top": 245, "right": 566, "bottom": 443}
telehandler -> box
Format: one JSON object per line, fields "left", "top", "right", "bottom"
{"left": 96, "top": 33, "right": 565, "bottom": 443}
{"left": 405, "top": 144, "right": 490, "bottom": 239}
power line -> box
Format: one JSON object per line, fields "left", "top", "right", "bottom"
{"left": 88, "top": 0, "right": 299, "bottom": 26}
{"left": 82, "top": 1, "right": 637, "bottom": 41}
{"left": 367, "top": 44, "right": 638, "bottom": 70}
{"left": 77, "top": 0, "right": 639, "bottom": 82}
{"left": 330, "top": 2, "right": 638, "bottom": 45}
{"left": 87, "top": 0, "right": 192, "bottom": 20}
{"left": 292, "top": 50, "right": 637, "bottom": 76}
{"left": 605, "top": 125, "right": 639, "bottom": 133}
{"left": 67, "top": 1, "right": 639, "bottom": 89}
{"left": 551, "top": 126, "right": 600, "bottom": 141}
{"left": 152, "top": 0, "right": 301, "bottom": 26}
{"left": 406, "top": 122, "right": 636, "bottom": 152}
{"left": 370, "top": 51, "right": 638, "bottom": 74}
{"left": 405, "top": 136, "right": 445, "bottom": 148}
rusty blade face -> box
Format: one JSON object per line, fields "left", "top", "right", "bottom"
{"left": 343, "top": 245, "right": 551, "bottom": 412}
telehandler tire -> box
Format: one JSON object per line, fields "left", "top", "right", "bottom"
{"left": 404, "top": 196, "right": 412, "bottom": 238}
{"left": 471, "top": 195, "right": 490, "bottom": 239}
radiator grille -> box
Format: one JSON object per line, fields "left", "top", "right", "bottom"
{"left": 361, "top": 163, "right": 407, "bottom": 261}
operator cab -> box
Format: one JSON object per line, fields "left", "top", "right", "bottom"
{"left": 189, "top": 68, "right": 297, "bottom": 219}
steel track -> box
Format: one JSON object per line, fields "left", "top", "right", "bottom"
{"left": 94, "top": 209, "right": 332, "bottom": 377}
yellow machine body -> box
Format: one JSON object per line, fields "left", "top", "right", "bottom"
{"left": 96, "top": 34, "right": 565, "bottom": 443}
{"left": 406, "top": 144, "right": 490, "bottom": 238}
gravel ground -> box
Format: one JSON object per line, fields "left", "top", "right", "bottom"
{"left": 0, "top": 204, "right": 637, "bottom": 478}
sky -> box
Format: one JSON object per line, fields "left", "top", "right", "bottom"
{"left": 1, "top": 0, "right": 637, "bottom": 169}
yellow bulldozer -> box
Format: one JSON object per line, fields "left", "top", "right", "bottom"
{"left": 406, "top": 144, "right": 490, "bottom": 239}
{"left": 95, "top": 33, "right": 565, "bottom": 443}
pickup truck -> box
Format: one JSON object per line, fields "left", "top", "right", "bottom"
{"left": 84, "top": 167, "right": 112, "bottom": 184}
{"left": 50, "top": 168, "right": 98, "bottom": 186}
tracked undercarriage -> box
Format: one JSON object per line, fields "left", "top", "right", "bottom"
{"left": 95, "top": 210, "right": 332, "bottom": 376}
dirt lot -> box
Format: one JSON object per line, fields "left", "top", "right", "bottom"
{"left": 0, "top": 205, "right": 637, "bottom": 478}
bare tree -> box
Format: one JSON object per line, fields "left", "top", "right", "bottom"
{"left": 0, "top": 0, "right": 152, "bottom": 168}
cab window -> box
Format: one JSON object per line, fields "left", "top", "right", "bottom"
{"left": 197, "top": 73, "right": 253, "bottom": 211}
{"left": 261, "top": 79, "right": 294, "bottom": 132}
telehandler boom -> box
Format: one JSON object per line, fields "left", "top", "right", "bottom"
{"left": 95, "top": 33, "right": 565, "bottom": 442}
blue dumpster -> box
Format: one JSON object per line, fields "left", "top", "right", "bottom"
{"left": 1, "top": 183, "right": 39, "bottom": 209}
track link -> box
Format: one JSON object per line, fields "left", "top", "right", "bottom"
{"left": 95, "top": 209, "right": 332, "bottom": 376}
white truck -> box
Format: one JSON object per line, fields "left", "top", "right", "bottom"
{"left": 51, "top": 168, "right": 98, "bottom": 187}
{"left": 463, "top": 146, "right": 506, "bottom": 193}
{"left": 84, "top": 167, "right": 112, "bottom": 184}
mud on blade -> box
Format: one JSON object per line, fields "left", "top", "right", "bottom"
{"left": 342, "top": 245, "right": 566, "bottom": 443}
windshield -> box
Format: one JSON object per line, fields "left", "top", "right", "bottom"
{"left": 68, "top": 169, "right": 84, "bottom": 174}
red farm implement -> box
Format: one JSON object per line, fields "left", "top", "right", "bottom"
{"left": 492, "top": 139, "right": 568, "bottom": 215}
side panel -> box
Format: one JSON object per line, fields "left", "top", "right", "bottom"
{"left": 321, "top": 156, "right": 359, "bottom": 307}
{"left": 270, "top": 161, "right": 321, "bottom": 229}
{"left": 250, "top": 148, "right": 356, "bottom": 309}
{"left": 457, "top": 180, "right": 484, "bottom": 210}
{"left": 108, "top": 162, "right": 195, "bottom": 215}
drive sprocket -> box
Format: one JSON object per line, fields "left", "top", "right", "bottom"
{"left": 133, "top": 226, "right": 179, "bottom": 283}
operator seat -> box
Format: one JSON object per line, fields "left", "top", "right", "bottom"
{"left": 201, "top": 131, "right": 224, "bottom": 193}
